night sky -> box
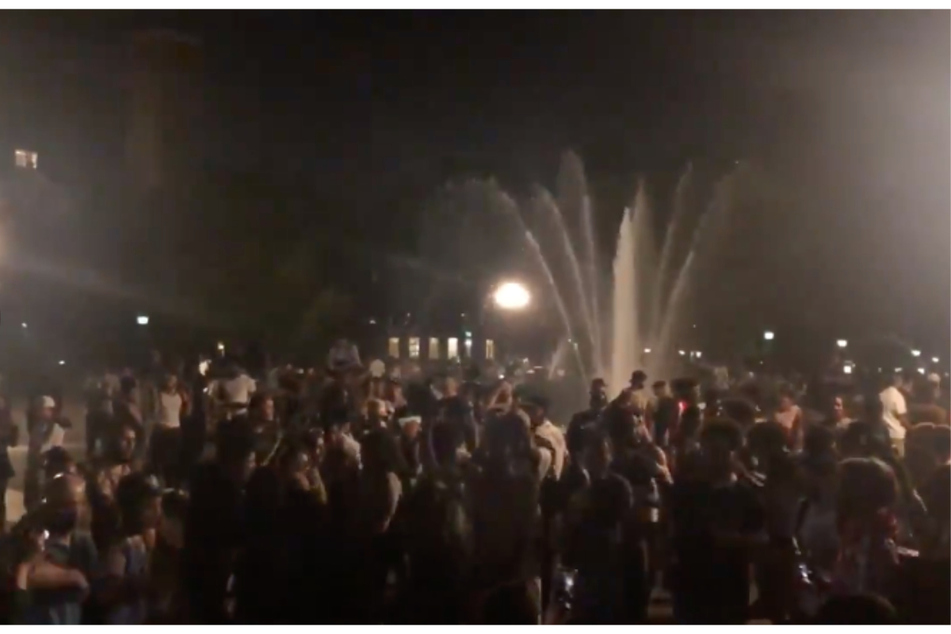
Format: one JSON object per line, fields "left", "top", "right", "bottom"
{"left": 1, "top": 11, "right": 948, "bottom": 353}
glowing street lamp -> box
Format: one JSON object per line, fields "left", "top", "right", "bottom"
{"left": 763, "top": 330, "right": 775, "bottom": 341}
{"left": 836, "top": 339, "right": 848, "bottom": 349}
{"left": 493, "top": 281, "right": 531, "bottom": 311}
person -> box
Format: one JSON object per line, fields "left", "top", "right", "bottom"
{"left": 102, "top": 473, "right": 163, "bottom": 624}
{"left": 909, "top": 378, "right": 948, "bottom": 426}
{"left": 148, "top": 490, "right": 188, "bottom": 623}
{"left": 88, "top": 421, "right": 139, "bottom": 552}
{"left": 669, "top": 418, "right": 766, "bottom": 624}
{"left": 628, "top": 370, "right": 650, "bottom": 418}
{"left": 0, "top": 395, "right": 18, "bottom": 529}
{"left": 774, "top": 387, "right": 804, "bottom": 451}
{"left": 182, "top": 418, "right": 256, "bottom": 623}
{"left": 916, "top": 425, "right": 950, "bottom": 556}
{"left": 827, "top": 393, "right": 853, "bottom": 431}
{"left": 24, "top": 396, "right": 66, "bottom": 510}
{"left": 522, "top": 394, "right": 566, "bottom": 481}
{"left": 114, "top": 377, "right": 144, "bottom": 460}
{"left": 797, "top": 426, "right": 840, "bottom": 578}
{"left": 152, "top": 372, "right": 187, "bottom": 487}
{"left": 566, "top": 379, "right": 608, "bottom": 455}
{"left": 831, "top": 457, "right": 902, "bottom": 598}
{"left": 246, "top": 392, "right": 281, "bottom": 467}
{"left": 879, "top": 372, "right": 909, "bottom": 456}
{"left": 84, "top": 370, "right": 114, "bottom": 460}
{"left": 208, "top": 358, "right": 257, "bottom": 419}
{"left": 17, "top": 474, "right": 97, "bottom": 625}
{"left": 562, "top": 427, "right": 639, "bottom": 623}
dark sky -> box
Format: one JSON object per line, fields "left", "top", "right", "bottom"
{"left": 1, "top": 11, "right": 949, "bottom": 349}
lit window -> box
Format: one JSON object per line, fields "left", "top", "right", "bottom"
{"left": 15, "top": 149, "right": 38, "bottom": 170}
{"left": 408, "top": 337, "right": 420, "bottom": 359}
{"left": 464, "top": 338, "right": 473, "bottom": 358}
{"left": 447, "top": 337, "right": 459, "bottom": 359}
{"left": 428, "top": 337, "right": 440, "bottom": 360}
{"left": 485, "top": 339, "right": 495, "bottom": 360}
{"left": 388, "top": 337, "right": 400, "bottom": 358}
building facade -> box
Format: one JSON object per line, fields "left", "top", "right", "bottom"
{"left": 125, "top": 30, "right": 203, "bottom": 193}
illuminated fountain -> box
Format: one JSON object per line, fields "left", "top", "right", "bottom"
{"left": 470, "top": 152, "right": 743, "bottom": 395}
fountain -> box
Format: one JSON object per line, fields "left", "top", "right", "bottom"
{"left": 464, "top": 152, "right": 743, "bottom": 396}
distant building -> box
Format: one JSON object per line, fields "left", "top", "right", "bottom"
{"left": 125, "top": 30, "right": 203, "bottom": 193}
{"left": 14, "top": 149, "right": 37, "bottom": 170}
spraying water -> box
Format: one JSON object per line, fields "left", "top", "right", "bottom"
{"left": 537, "top": 189, "right": 597, "bottom": 356}
{"left": 451, "top": 155, "right": 742, "bottom": 398}
{"left": 610, "top": 206, "right": 639, "bottom": 395}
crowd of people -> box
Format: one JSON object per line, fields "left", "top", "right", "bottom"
{"left": 0, "top": 345, "right": 948, "bottom": 624}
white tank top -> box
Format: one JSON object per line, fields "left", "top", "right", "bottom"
{"left": 157, "top": 391, "right": 182, "bottom": 428}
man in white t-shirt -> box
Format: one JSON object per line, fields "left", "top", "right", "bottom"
{"left": 209, "top": 363, "right": 257, "bottom": 418}
{"left": 879, "top": 372, "right": 909, "bottom": 455}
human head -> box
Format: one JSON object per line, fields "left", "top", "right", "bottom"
{"left": 652, "top": 380, "right": 669, "bottom": 399}
{"left": 582, "top": 426, "right": 613, "bottom": 476}
{"left": 520, "top": 394, "right": 549, "bottom": 427}
{"left": 890, "top": 371, "right": 905, "bottom": 389}
{"left": 589, "top": 378, "right": 608, "bottom": 410}
{"left": 249, "top": 392, "right": 275, "bottom": 423}
{"left": 778, "top": 388, "right": 796, "bottom": 412}
{"left": 120, "top": 376, "right": 138, "bottom": 400}
{"left": 365, "top": 398, "right": 386, "bottom": 426}
{"left": 114, "top": 422, "right": 138, "bottom": 463}
{"left": 831, "top": 393, "right": 848, "bottom": 422}
{"left": 398, "top": 415, "right": 422, "bottom": 440}
{"left": 33, "top": 395, "right": 56, "bottom": 422}
{"left": 630, "top": 370, "right": 648, "bottom": 391}
{"left": 42, "top": 474, "right": 88, "bottom": 537}
{"left": 699, "top": 418, "right": 743, "bottom": 479}
{"left": 162, "top": 372, "right": 178, "bottom": 391}
{"left": 115, "top": 472, "right": 162, "bottom": 536}
{"left": 836, "top": 457, "right": 899, "bottom": 526}
{"left": 43, "top": 447, "right": 76, "bottom": 481}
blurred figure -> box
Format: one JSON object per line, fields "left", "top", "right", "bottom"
{"left": 879, "top": 372, "right": 909, "bottom": 457}
{"left": 669, "top": 419, "right": 765, "bottom": 624}
{"left": 17, "top": 474, "right": 96, "bottom": 625}
{"left": 24, "top": 396, "right": 65, "bottom": 510}
{"left": 774, "top": 387, "right": 804, "bottom": 451}
{"left": 102, "top": 473, "right": 162, "bottom": 624}
{"left": 0, "top": 395, "right": 18, "bottom": 529}
{"left": 832, "top": 457, "right": 901, "bottom": 597}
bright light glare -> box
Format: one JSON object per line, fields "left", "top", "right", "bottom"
{"left": 643, "top": 348, "right": 652, "bottom": 354}
{"left": 695, "top": 351, "right": 703, "bottom": 359}
{"left": 917, "top": 367, "right": 926, "bottom": 375}
{"left": 136, "top": 315, "right": 149, "bottom": 326}
{"left": 764, "top": 331, "right": 775, "bottom": 341}
{"left": 843, "top": 364, "right": 853, "bottom": 374}
{"left": 21, "top": 322, "right": 27, "bottom": 329}
{"left": 58, "top": 360, "right": 65, "bottom": 366}
{"left": 493, "top": 282, "right": 530, "bottom": 311}
{"left": 932, "top": 357, "right": 940, "bottom": 364}
{"left": 911, "top": 349, "right": 921, "bottom": 357}
{"left": 217, "top": 341, "right": 226, "bottom": 353}
{"left": 678, "top": 350, "right": 686, "bottom": 356}
{"left": 836, "top": 339, "right": 848, "bottom": 348}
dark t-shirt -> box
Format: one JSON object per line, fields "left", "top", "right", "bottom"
{"left": 670, "top": 479, "right": 765, "bottom": 623}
